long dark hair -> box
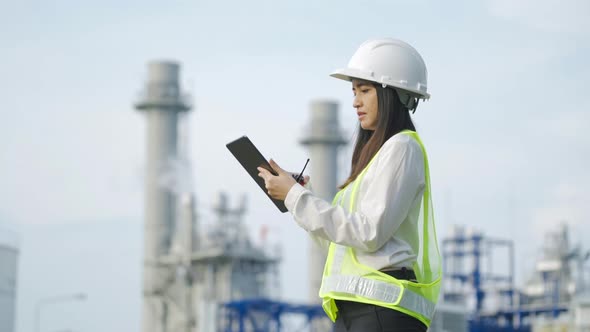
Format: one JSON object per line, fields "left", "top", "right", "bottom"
{"left": 339, "top": 84, "right": 416, "bottom": 189}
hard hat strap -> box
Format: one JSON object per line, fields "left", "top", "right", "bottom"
{"left": 412, "top": 99, "right": 420, "bottom": 114}
{"left": 396, "top": 89, "right": 419, "bottom": 112}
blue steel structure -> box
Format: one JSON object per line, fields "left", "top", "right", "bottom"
{"left": 443, "top": 230, "right": 569, "bottom": 332}
{"left": 442, "top": 233, "right": 515, "bottom": 316}
{"left": 220, "top": 298, "right": 327, "bottom": 332}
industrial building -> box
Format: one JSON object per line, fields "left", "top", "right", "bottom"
{"left": 440, "top": 224, "right": 590, "bottom": 332}
{"left": 134, "top": 61, "right": 338, "bottom": 331}
{"left": 0, "top": 230, "right": 18, "bottom": 332}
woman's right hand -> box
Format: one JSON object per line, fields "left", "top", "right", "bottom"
{"left": 291, "top": 173, "right": 310, "bottom": 186}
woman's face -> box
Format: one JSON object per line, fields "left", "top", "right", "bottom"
{"left": 352, "top": 79, "right": 379, "bottom": 131}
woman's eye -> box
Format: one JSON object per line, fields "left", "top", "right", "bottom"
{"left": 361, "top": 89, "right": 370, "bottom": 93}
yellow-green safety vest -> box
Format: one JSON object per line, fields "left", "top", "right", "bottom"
{"left": 318, "top": 130, "right": 441, "bottom": 327}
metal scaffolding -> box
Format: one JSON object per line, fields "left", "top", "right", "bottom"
{"left": 219, "top": 298, "right": 328, "bottom": 332}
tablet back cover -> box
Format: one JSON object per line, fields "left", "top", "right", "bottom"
{"left": 226, "top": 136, "right": 288, "bottom": 213}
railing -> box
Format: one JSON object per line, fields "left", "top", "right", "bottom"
{"left": 135, "top": 89, "right": 193, "bottom": 110}
{"left": 219, "top": 298, "right": 328, "bottom": 332}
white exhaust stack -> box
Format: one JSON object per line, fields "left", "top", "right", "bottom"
{"left": 135, "top": 61, "right": 192, "bottom": 332}
{"left": 300, "top": 100, "right": 347, "bottom": 302}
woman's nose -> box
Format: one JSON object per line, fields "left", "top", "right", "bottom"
{"left": 353, "top": 96, "right": 361, "bottom": 108}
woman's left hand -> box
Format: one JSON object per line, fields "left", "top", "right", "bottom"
{"left": 257, "top": 159, "right": 297, "bottom": 201}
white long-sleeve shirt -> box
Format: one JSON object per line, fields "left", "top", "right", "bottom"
{"left": 284, "top": 133, "right": 425, "bottom": 271}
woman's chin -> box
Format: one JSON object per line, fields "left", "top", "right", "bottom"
{"left": 360, "top": 122, "right": 375, "bottom": 131}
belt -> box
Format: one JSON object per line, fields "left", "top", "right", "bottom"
{"left": 381, "top": 267, "right": 417, "bottom": 281}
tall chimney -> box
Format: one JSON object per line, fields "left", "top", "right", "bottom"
{"left": 135, "top": 61, "right": 192, "bottom": 332}
{"left": 299, "top": 100, "right": 347, "bottom": 302}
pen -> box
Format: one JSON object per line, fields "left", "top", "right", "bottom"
{"left": 294, "top": 158, "right": 310, "bottom": 184}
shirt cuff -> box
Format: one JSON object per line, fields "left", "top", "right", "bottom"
{"left": 284, "top": 183, "right": 307, "bottom": 212}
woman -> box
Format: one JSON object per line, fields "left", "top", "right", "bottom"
{"left": 258, "top": 38, "right": 441, "bottom": 332}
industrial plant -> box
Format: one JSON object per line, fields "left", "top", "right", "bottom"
{"left": 134, "top": 61, "right": 335, "bottom": 332}
{"left": 0, "top": 55, "right": 527, "bottom": 332}
{"left": 1, "top": 58, "right": 588, "bottom": 332}
{"left": 0, "top": 231, "right": 18, "bottom": 332}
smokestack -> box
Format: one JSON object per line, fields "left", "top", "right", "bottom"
{"left": 299, "top": 100, "right": 347, "bottom": 303}
{"left": 0, "top": 229, "right": 18, "bottom": 332}
{"left": 135, "top": 61, "right": 192, "bottom": 332}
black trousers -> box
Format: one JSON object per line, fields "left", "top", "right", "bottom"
{"left": 332, "top": 269, "right": 427, "bottom": 332}
{"left": 333, "top": 300, "right": 427, "bottom": 332}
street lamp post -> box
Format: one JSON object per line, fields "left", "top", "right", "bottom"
{"left": 35, "top": 293, "right": 86, "bottom": 332}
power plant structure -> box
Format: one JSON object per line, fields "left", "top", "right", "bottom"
{"left": 134, "top": 61, "right": 326, "bottom": 332}
{"left": 196, "top": 192, "right": 283, "bottom": 332}
{"left": 0, "top": 230, "right": 18, "bottom": 332}
{"left": 135, "top": 61, "right": 194, "bottom": 332}
{"left": 440, "top": 224, "right": 590, "bottom": 332}
{"left": 299, "top": 100, "right": 347, "bottom": 303}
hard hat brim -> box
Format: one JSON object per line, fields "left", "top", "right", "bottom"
{"left": 330, "top": 68, "right": 430, "bottom": 100}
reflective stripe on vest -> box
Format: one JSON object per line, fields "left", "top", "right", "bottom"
{"left": 321, "top": 275, "right": 436, "bottom": 319}
{"left": 319, "top": 130, "right": 441, "bottom": 326}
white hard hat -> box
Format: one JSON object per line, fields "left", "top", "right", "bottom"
{"left": 331, "top": 38, "right": 430, "bottom": 109}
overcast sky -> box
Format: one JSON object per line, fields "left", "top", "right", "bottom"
{"left": 1, "top": 1, "right": 589, "bottom": 331}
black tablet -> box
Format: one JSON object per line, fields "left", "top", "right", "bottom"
{"left": 226, "top": 136, "right": 288, "bottom": 213}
